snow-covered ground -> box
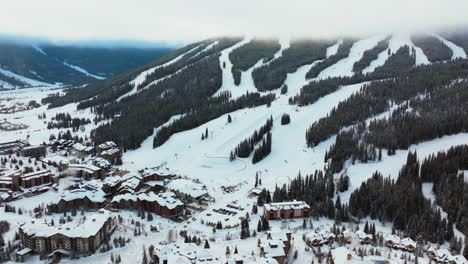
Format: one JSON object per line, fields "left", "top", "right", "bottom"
{"left": 0, "top": 88, "right": 98, "bottom": 145}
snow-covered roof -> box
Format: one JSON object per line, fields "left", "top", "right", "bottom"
{"left": 141, "top": 166, "right": 176, "bottom": 177}
{"left": 306, "top": 231, "right": 335, "bottom": 244}
{"left": 119, "top": 175, "right": 143, "bottom": 192}
{"left": 20, "top": 210, "right": 112, "bottom": 238}
{"left": 89, "top": 157, "right": 112, "bottom": 169}
{"left": 22, "top": 170, "right": 52, "bottom": 180}
{"left": 98, "top": 141, "right": 117, "bottom": 150}
{"left": 356, "top": 230, "right": 372, "bottom": 240}
{"left": 400, "top": 237, "right": 416, "bottom": 248}
{"left": 17, "top": 247, "right": 32, "bottom": 256}
{"left": 100, "top": 148, "right": 120, "bottom": 156}
{"left": 56, "top": 188, "right": 106, "bottom": 203}
{"left": 112, "top": 191, "right": 183, "bottom": 209}
{"left": 68, "top": 163, "right": 102, "bottom": 173}
{"left": 155, "top": 243, "right": 203, "bottom": 263}
{"left": 22, "top": 145, "right": 45, "bottom": 151}
{"left": 42, "top": 155, "right": 70, "bottom": 165}
{"left": 103, "top": 176, "right": 122, "bottom": 187}
{"left": 267, "top": 228, "right": 289, "bottom": 242}
{"left": 72, "top": 143, "right": 93, "bottom": 152}
{"left": 264, "top": 200, "right": 310, "bottom": 211}
{"left": 384, "top": 234, "right": 400, "bottom": 244}
{"left": 262, "top": 239, "right": 286, "bottom": 258}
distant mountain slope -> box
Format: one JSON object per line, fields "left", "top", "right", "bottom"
{"left": 41, "top": 31, "right": 468, "bottom": 154}
{"left": 0, "top": 42, "right": 174, "bottom": 88}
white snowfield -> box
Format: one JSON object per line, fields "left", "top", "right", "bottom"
{"left": 431, "top": 33, "right": 467, "bottom": 59}
{"left": 318, "top": 34, "right": 388, "bottom": 78}
{"left": 63, "top": 62, "right": 105, "bottom": 80}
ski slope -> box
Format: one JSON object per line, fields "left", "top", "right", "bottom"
{"left": 190, "top": 40, "right": 219, "bottom": 58}
{"left": 122, "top": 82, "right": 365, "bottom": 191}
{"left": 431, "top": 33, "right": 467, "bottom": 59}
{"left": 318, "top": 34, "right": 388, "bottom": 78}
{"left": 31, "top": 44, "right": 47, "bottom": 55}
{"left": 363, "top": 33, "right": 430, "bottom": 74}
{"left": 213, "top": 37, "right": 253, "bottom": 98}
{"left": 326, "top": 39, "right": 343, "bottom": 58}
{"left": 63, "top": 62, "right": 105, "bottom": 80}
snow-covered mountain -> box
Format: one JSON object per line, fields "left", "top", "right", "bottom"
{"left": 0, "top": 41, "right": 174, "bottom": 89}
{"left": 3, "top": 30, "right": 468, "bottom": 264}
{"left": 39, "top": 31, "right": 468, "bottom": 191}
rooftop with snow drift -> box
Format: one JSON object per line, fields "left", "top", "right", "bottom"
{"left": 20, "top": 209, "right": 112, "bottom": 238}
{"left": 112, "top": 191, "right": 183, "bottom": 209}
{"left": 264, "top": 200, "right": 310, "bottom": 211}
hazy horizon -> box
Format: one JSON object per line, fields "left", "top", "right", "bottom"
{"left": 1, "top": 0, "right": 468, "bottom": 45}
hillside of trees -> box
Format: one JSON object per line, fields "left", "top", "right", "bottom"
{"left": 323, "top": 76, "right": 468, "bottom": 173}
{"left": 252, "top": 39, "right": 334, "bottom": 91}
{"left": 305, "top": 59, "right": 468, "bottom": 148}
{"left": 229, "top": 39, "right": 280, "bottom": 85}
{"left": 411, "top": 34, "right": 453, "bottom": 62}
{"left": 439, "top": 31, "right": 468, "bottom": 55}
{"left": 352, "top": 38, "right": 390, "bottom": 74}
{"left": 350, "top": 149, "right": 467, "bottom": 247}
{"left": 305, "top": 39, "right": 355, "bottom": 78}
{"left": 0, "top": 72, "right": 27, "bottom": 88}
{"left": 41, "top": 40, "right": 212, "bottom": 108}
{"left": 230, "top": 117, "right": 273, "bottom": 159}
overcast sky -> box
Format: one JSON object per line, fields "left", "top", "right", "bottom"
{"left": 1, "top": 0, "right": 468, "bottom": 45}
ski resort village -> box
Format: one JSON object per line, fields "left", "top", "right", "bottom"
{"left": 1, "top": 25, "right": 468, "bottom": 264}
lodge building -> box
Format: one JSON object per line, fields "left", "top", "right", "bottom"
{"left": 263, "top": 200, "right": 310, "bottom": 220}
{"left": 111, "top": 191, "right": 184, "bottom": 218}
{"left": 19, "top": 210, "right": 115, "bottom": 256}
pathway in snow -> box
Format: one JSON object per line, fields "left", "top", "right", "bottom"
{"left": 363, "top": 33, "right": 430, "bottom": 74}
{"left": 31, "top": 44, "right": 47, "bottom": 56}
{"left": 116, "top": 44, "right": 203, "bottom": 102}
{"left": 318, "top": 34, "right": 388, "bottom": 78}
{"left": 63, "top": 62, "right": 105, "bottom": 80}
{"left": 212, "top": 38, "right": 253, "bottom": 98}
{"left": 326, "top": 39, "right": 343, "bottom": 58}
{"left": 431, "top": 33, "right": 467, "bottom": 59}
